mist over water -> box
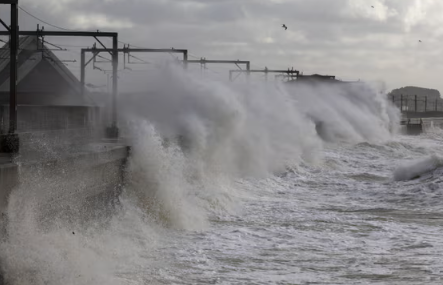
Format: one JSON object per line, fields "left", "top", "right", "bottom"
{"left": 287, "top": 81, "right": 400, "bottom": 143}
{"left": 119, "top": 66, "right": 324, "bottom": 177}
{"left": 1, "top": 65, "right": 414, "bottom": 284}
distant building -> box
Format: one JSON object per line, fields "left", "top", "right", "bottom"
{"left": 0, "top": 36, "right": 99, "bottom": 133}
{"left": 0, "top": 36, "right": 94, "bottom": 106}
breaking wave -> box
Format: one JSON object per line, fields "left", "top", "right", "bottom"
{"left": 288, "top": 81, "right": 400, "bottom": 143}
{"left": 118, "top": 66, "right": 400, "bottom": 230}
{"left": 0, "top": 64, "right": 400, "bottom": 284}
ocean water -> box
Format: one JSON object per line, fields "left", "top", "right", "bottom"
{"left": 2, "top": 67, "right": 443, "bottom": 284}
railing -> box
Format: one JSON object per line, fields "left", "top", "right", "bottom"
{"left": 390, "top": 94, "right": 443, "bottom": 112}
{"left": 0, "top": 105, "right": 102, "bottom": 133}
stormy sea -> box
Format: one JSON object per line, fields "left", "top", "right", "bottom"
{"left": 2, "top": 66, "right": 443, "bottom": 284}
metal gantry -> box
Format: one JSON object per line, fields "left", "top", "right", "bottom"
{"left": 80, "top": 47, "right": 188, "bottom": 97}
{"left": 81, "top": 47, "right": 188, "bottom": 130}
{"left": 0, "top": 29, "right": 120, "bottom": 138}
{"left": 229, "top": 67, "right": 300, "bottom": 81}
{"left": 183, "top": 58, "right": 250, "bottom": 80}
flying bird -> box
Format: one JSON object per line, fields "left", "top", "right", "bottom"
{"left": 419, "top": 40, "right": 422, "bottom": 42}
{"left": 282, "top": 24, "right": 287, "bottom": 30}
{"left": 371, "top": 5, "right": 374, "bottom": 8}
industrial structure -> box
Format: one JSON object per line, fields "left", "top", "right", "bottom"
{"left": 0, "top": 36, "right": 93, "bottom": 105}
{"left": 0, "top": 0, "right": 346, "bottom": 153}
{"left": 0, "top": 7, "right": 119, "bottom": 150}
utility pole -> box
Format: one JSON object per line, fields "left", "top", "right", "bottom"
{"left": 0, "top": 0, "right": 19, "bottom": 153}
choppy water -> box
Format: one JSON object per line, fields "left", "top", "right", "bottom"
{"left": 2, "top": 68, "right": 443, "bottom": 284}
{"left": 133, "top": 133, "right": 443, "bottom": 285}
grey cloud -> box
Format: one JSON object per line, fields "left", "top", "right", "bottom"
{"left": 61, "top": 0, "right": 246, "bottom": 26}
{"left": 2, "top": 0, "right": 442, "bottom": 92}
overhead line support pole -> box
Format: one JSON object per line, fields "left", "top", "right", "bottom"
{"left": 183, "top": 50, "right": 188, "bottom": 70}
{"left": 80, "top": 49, "right": 85, "bottom": 98}
{"left": 184, "top": 59, "right": 250, "bottom": 80}
{"left": 82, "top": 47, "right": 189, "bottom": 138}
{"left": 107, "top": 34, "right": 119, "bottom": 138}
{"left": 0, "top": 0, "right": 19, "bottom": 153}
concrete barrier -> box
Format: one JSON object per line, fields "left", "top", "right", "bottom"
{"left": 0, "top": 143, "right": 129, "bottom": 233}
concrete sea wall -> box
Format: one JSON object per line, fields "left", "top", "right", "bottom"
{"left": 0, "top": 143, "right": 129, "bottom": 231}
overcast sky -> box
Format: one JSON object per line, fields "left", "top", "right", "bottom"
{"left": 1, "top": 0, "right": 443, "bottom": 93}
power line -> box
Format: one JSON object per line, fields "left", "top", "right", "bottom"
{"left": 50, "top": 43, "right": 91, "bottom": 48}
{"left": 19, "top": 5, "right": 146, "bottom": 50}
{"left": 18, "top": 6, "right": 73, "bottom": 31}
{"left": 188, "top": 53, "right": 200, "bottom": 59}
{"left": 18, "top": 6, "right": 223, "bottom": 78}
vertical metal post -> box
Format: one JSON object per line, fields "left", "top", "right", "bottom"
{"left": 107, "top": 34, "right": 119, "bottom": 138}
{"left": 9, "top": 2, "right": 18, "bottom": 134}
{"left": 0, "top": 1, "right": 19, "bottom": 153}
{"left": 0, "top": 1, "right": 21, "bottom": 153}
{"left": 80, "top": 50, "right": 85, "bottom": 97}
{"left": 246, "top": 62, "right": 250, "bottom": 82}
{"left": 183, "top": 50, "right": 188, "bottom": 70}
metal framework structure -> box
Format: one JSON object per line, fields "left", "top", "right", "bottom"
{"left": 183, "top": 58, "right": 250, "bottom": 80}
{"left": 0, "top": 0, "right": 19, "bottom": 152}
{"left": 80, "top": 47, "right": 188, "bottom": 97}
{"left": 0, "top": 27, "right": 120, "bottom": 139}
{"left": 229, "top": 67, "right": 299, "bottom": 81}
{"left": 275, "top": 74, "right": 298, "bottom": 81}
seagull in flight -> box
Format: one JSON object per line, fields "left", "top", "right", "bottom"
{"left": 282, "top": 24, "right": 287, "bottom": 30}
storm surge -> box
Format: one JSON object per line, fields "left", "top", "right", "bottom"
{"left": 0, "top": 65, "right": 399, "bottom": 284}
{"left": 286, "top": 80, "right": 400, "bottom": 143}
